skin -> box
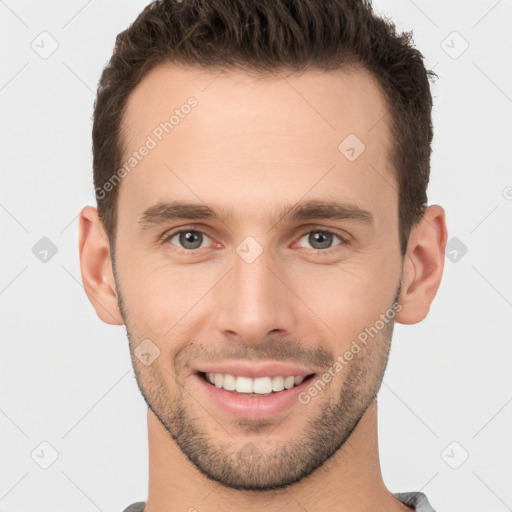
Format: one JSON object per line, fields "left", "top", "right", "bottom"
{"left": 79, "top": 63, "right": 447, "bottom": 512}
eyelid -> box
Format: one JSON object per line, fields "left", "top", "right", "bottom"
{"left": 294, "top": 226, "right": 350, "bottom": 252}
{"left": 296, "top": 225, "right": 351, "bottom": 243}
{"left": 159, "top": 225, "right": 215, "bottom": 249}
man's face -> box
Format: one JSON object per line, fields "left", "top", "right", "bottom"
{"left": 113, "top": 64, "right": 403, "bottom": 490}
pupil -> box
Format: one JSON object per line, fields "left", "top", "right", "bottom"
{"left": 181, "top": 231, "right": 202, "bottom": 249}
{"left": 310, "top": 231, "right": 332, "bottom": 249}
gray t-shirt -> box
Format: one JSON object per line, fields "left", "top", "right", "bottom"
{"left": 122, "top": 491, "right": 436, "bottom": 511}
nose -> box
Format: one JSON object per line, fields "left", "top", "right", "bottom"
{"left": 213, "top": 244, "right": 298, "bottom": 344}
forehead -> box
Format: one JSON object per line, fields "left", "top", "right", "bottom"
{"left": 118, "top": 63, "right": 396, "bottom": 231}
{"left": 122, "top": 63, "right": 391, "bottom": 151}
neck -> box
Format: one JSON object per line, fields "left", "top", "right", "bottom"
{"left": 143, "top": 399, "right": 412, "bottom": 512}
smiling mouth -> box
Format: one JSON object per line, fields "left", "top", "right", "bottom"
{"left": 197, "top": 371, "right": 316, "bottom": 396}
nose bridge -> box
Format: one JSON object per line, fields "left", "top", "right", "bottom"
{"left": 214, "top": 240, "right": 295, "bottom": 341}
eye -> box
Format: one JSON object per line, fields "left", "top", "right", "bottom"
{"left": 160, "top": 227, "right": 348, "bottom": 254}
{"left": 163, "top": 229, "right": 213, "bottom": 251}
{"left": 296, "top": 229, "right": 347, "bottom": 251}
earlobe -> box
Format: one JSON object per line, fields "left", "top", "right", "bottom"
{"left": 395, "top": 205, "right": 448, "bottom": 325}
{"left": 78, "top": 206, "right": 124, "bottom": 325}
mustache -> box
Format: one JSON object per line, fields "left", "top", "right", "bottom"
{"left": 174, "top": 337, "right": 335, "bottom": 372}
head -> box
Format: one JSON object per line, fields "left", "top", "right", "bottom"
{"left": 80, "top": 0, "right": 447, "bottom": 492}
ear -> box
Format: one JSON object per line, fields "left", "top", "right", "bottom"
{"left": 78, "top": 206, "right": 124, "bottom": 325}
{"left": 395, "top": 205, "right": 448, "bottom": 325}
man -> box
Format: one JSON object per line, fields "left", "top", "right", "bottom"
{"left": 79, "top": 0, "right": 447, "bottom": 510}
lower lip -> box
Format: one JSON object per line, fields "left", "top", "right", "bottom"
{"left": 194, "top": 373, "right": 316, "bottom": 420}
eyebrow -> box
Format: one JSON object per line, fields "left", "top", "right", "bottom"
{"left": 137, "top": 199, "right": 375, "bottom": 230}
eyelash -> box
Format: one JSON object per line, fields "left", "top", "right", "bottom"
{"left": 159, "top": 226, "right": 349, "bottom": 254}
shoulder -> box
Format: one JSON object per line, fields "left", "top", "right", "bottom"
{"left": 394, "top": 491, "right": 437, "bottom": 512}
{"left": 121, "top": 501, "right": 146, "bottom": 512}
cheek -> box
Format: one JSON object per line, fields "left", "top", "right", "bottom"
{"left": 120, "top": 265, "right": 213, "bottom": 342}
{"left": 118, "top": 238, "right": 400, "bottom": 344}
{"left": 298, "top": 260, "right": 398, "bottom": 342}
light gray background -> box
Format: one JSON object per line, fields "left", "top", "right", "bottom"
{"left": 1, "top": 1, "right": 511, "bottom": 511}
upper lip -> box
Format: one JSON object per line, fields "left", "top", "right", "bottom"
{"left": 194, "top": 362, "right": 317, "bottom": 379}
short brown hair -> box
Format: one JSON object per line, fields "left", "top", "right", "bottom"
{"left": 92, "top": 0, "right": 437, "bottom": 257}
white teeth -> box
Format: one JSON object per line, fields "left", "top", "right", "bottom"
{"left": 284, "top": 376, "right": 295, "bottom": 389}
{"left": 214, "top": 373, "right": 223, "bottom": 388}
{"left": 253, "top": 377, "right": 272, "bottom": 394}
{"left": 235, "top": 376, "right": 253, "bottom": 393}
{"left": 204, "top": 372, "right": 310, "bottom": 394}
{"left": 223, "top": 373, "right": 236, "bottom": 391}
{"left": 272, "top": 376, "right": 285, "bottom": 392}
